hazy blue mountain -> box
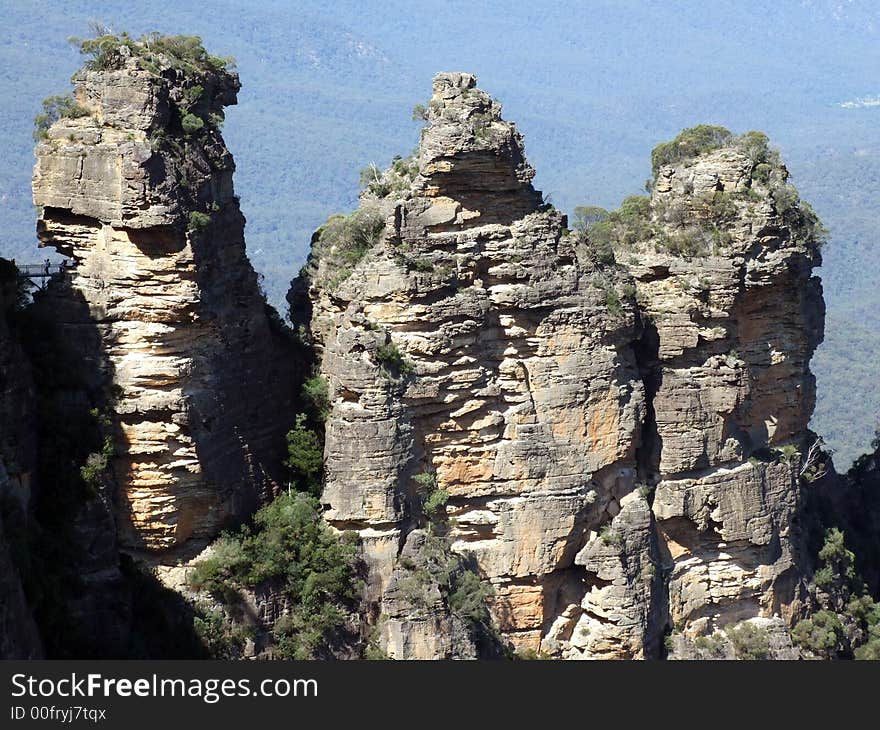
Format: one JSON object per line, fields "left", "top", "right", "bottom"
{"left": 0, "top": 0, "right": 877, "bottom": 465}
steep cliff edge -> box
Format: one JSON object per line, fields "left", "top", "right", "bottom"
{"left": 292, "top": 83, "right": 826, "bottom": 659}
{"left": 10, "top": 51, "right": 830, "bottom": 658}
{"left": 32, "top": 36, "right": 296, "bottom": 559}
{"left": 609, "top": 127, "right": 825, "bottom": 654}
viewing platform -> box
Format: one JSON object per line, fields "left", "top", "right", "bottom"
{"left": 15, "top": 260, "right": 71, "bottom": 289}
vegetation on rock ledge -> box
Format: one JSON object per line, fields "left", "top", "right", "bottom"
{"left": 574, "top": 125, "right": 827, "bottom": 261}
{"left": 397, "top": 530, "right": 498, "bottom": 647}
{"left": 791, "top": 528, "right": 880, "bottom": 659}
{"left": 650, "top": 124, "right": 733, "bottom": 176}
{"left": 187, "top": 492, "right": 360, "bottom": 659}
{"left": 71, "top": 25, "right": 235, "bottom": 75}
{"left": 33, "top": 94, "right": 90, "bottom": 141}
{"left": 302, "top": 207, "right": 385, "bottom": 290}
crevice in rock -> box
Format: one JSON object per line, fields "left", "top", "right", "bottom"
{"left": 633, "top": 315, "right": 662, "bottom": 489}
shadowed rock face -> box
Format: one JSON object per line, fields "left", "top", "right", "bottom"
{"left": 0, "top": 269, "right": 42, "bottom": 658}
{"left": 293, "top": 76, "right": 825, "bottom": 659}
{"left": 33, "top": 50, "right": 295, "bottom": 558}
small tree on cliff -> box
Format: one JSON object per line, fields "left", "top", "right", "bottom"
{"left": 285, "top": 414, "right": 323, "bottom": 497}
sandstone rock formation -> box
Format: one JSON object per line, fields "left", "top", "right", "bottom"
{"left": 293, "top": 82, "right": 826, "bottom": 659}
{"left": 616, "top": 133, "right": 824, "bottom": 652}
{"left": 294, "top": 72, "right": 652, "bottom": 657}
{"left": 32, "top": 40, "right": 295, "bottom": 558}
{"left": 7, "top": 49, "right": 829, "bottom": 659}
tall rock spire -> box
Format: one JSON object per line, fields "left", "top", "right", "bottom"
{"left": 618, "top": 128, "right": 825, "bottom": 656}
{"left": 293, "top": 72, "right": 649, "bottom": 657}
{"left": 32, "top": 35, "right": 296, "bottom": 557}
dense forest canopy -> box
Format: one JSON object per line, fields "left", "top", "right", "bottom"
{"left": 1, "top": 0, "right": 878, "bottom": 466}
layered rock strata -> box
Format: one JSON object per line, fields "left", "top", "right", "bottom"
{"left": 295, "top": 78, "right": 826, "bottom": 659}
{"left": 617, "top": 134, "right": 825, "bottom": 650}
{"left": 295, "top": 73, "right": 652, "bottom": 657}
{"left": 32, "top": 44, "right": 295, "bottom": 558}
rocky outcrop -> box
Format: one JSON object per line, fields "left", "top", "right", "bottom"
{"left": 293, "top": 82, "right": 826, "bottom": 659}
{"left": 33, "top": 41, "right": 296, "bottom": 558}
{"left": 294, "top": 72, "right": 651, "bottom": 657}
{"left": 615, "top": 131, "right": 825, "bottom": 650}
{"left": 12, "top": 50, "right": 827, "bottom": 659}
{"left": 378, "top": 529, "right": 483, "bottom": 659}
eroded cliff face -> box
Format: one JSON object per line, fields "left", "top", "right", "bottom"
{"left": 294, "top": 73, "right": 654, "bottom": 658}
{"left": 293, "top": 79, "right": 825, "bottom": 659}
{"left": 32, "top": 46, "right": 295, "bottom": 558}
{"left": 617, "top": 136, "right": 824, "bottom": 652}
{"left": 17, "top": 50, "right": 826, "bottom": 658}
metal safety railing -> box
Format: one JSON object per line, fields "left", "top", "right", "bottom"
{"left": 14, "top": 261, "right": 72, "bottom": 289}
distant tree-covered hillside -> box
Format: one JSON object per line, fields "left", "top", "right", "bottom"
{"left": 0, "top": 0, "right": 877, "bottom": 465}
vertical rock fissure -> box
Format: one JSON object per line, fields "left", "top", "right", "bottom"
{"left": 631, "top": 312, "right": 673, "bottom": 658}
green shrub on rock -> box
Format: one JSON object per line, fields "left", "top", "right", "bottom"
{"left": 33, "top": 94, "right": 90, "bottom": 141}
{"left": 284, "top": 414, "right": 324, "bottom": 496}
{"left": 788, "top": 529, "right": 880, "bottom": 659}
{"left": 301, "top": 375, "right": 330, "bottom": 423}
{"left": 72, "top": 28, "right": 235, "bottom": 75}
{"left": 181, "top": 112, "right": 205, "bottom": 135}
{"left": 187, "top": 492, "right": 360, "bottom": 659}
{"left": 188, "top": 211, "right": 212, "bottom": 232}
{"left": 572, "top": 205, "right": 609, "bottom": 231}
{"left": 397, "top": 531, "right": 495, "bottom": 634}
{"left": 727, "top": 622, "right": 770, "bottom": 660}
{"left": 736, "top": 130, "right": 771, "bottom": 164}
{"left": 651, "top": 125, "right": 733, "bottom": 176}
{"left": 792, "top": 610, "right": 846, "bottom": 659}
{"left": 306, "top": 208, "right": 385, "bottom": 289}
{"left": 375, "top": 341, "right": 413, "bottom": 377}
{"left": 693, "top": 633, "right": 727, "bottom": 658}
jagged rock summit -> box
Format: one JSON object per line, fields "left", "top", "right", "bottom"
{"left": 293, "top": 82, "right": 826, "bottom": 659}
{"left": 32, "top": 35, "right": 296, "bottom": 557}
{"left": 294, "top": 71, "right": 650, "bottom": 657}
{"left": 6, "top": 50, "right": 830, "bottom": 660}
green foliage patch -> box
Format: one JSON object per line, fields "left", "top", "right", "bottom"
{"left": 180, "top": 112, "right": 205, "bottom": 135}
{"left": 71, "top": 26, "right": 235, "bottom": 76}
{"left": 375, "top": 341, "right": 413, "bottom": 377}
{"left": 306, "top": 207, "right": 385, "bottom": 289}
{"left": 397, "top": 531, "right": 496, "bottom": 635}
{"left": 187, "top": 211, "right": 212, "bottom": 232}
{"left": 578, "top": 125, "right": 826, "bottom": 260}
{"left": 693, "top": 633, "right": 727, "bottom": 658}
{"left": 284, "top": 414, "right": 324, "bottom": 497}
{"left": 359, "top": 154, "right": 419, "bottom": 198}
{"left": 650, "top": 124, "right": 733, "bottom": 176}
{"left": 791, "top": 528, "right": 880, "bottom": 659}
{"left": 301, "top": 375, "right": 330, "bottom": 423}
{"left": 791, "top": 610, "right": 846, "bottom": 659}
{"left": 414, "top": 472, "right": 448, "bottom": 519}
{"left": 187, "top": 492, "right": 360, "bottom": 659}
{"left": 33, "top": 94, "right": 90, "bottom": 141}
{"left": 726, "top": 622, "right": 770, "bottom": 660}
